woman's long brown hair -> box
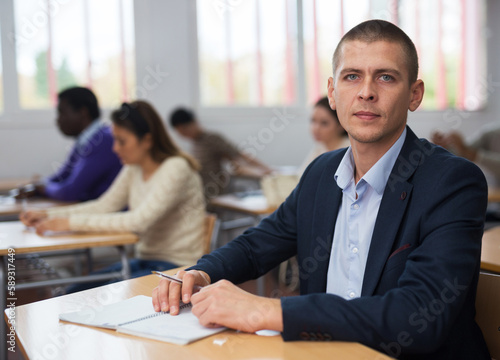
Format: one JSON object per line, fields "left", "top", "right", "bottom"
{"left": 111, "top": 100, "right": 200, "bottom": 170}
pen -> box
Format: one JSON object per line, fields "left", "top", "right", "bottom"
{"left": 152, "top": 271, "right": 204, "bottom": 292}
{"left": 151, "top": 271, "right": 183, "bottom": 284}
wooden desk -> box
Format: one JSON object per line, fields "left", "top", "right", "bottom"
{"left": 4, "top": 268, "right": 391, "bottom": 360}
{"left": 0, "top": 196, "right": 72, "bottom": 219}
{"left": 0, "top": 178, "right": 29, "bottom": 194}
{"left": 488, "top": 188, "right": 500, "bottom": 203}
{"left": 209, "top": 193, "right": 277, "bottom": 216}
{"left": 481, "top": 226, "right": 500, "bottom": 273}
{"left": 0, "top": 221, "right": 139, "bottom": 358}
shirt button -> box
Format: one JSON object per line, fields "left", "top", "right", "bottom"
{"left": 352, "top": 247, "right": 358, "bottom": 254}
{"left": 352, "top": 204, "right": 359, "bottom": 210}
{"left": 349, "top": 292, "right": 355, "bottom": 298}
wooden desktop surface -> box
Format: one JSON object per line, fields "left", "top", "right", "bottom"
{"left": 481, "top": 226, "right": 500, "bottom": 273}
{"left": 0, "top": 221, "right": 138, "bottom": 255}
{"left": 0, "top": 197, "right": 72, "bottom": 217}
{"left": 5, "top": 268, "right": 391, "bottom": 360}
{"left": 209, "top": 193, "right": 277, "bottom": 216}
{"left": 0, "top": 178, "right": 29, "bottom": 193}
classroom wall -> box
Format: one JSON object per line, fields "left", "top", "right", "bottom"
{"left": 1, "top": 0, "right": 499, "bottom": 178}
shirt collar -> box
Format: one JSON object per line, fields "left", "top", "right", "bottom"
{"left": 335, "top": 127, "right": 407, "bottom": 195}
{"left": 77, "top": 120, "right": 102, "bottom": 147}
{"left": 334, "top": 147, "right": 355, "bottom": 191}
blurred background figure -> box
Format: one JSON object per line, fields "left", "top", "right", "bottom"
{"left": 263, "top": 96, "right": 350, "bottom": 208}
{"left": 431, "top": 124, "right": 500, "bottom": 187}
{"left": 297, "top": 96, "right": 349, "bottom": 175}
{"left": 432, "top": 124, "right": 500, "bottom": 223}
{"left": 23, "top": 87, "right": 122, "bottom": 202}
{"left": 20, "top": 100, "right": 205, "bottom": 293}
{"left": 169, "top": 107, "right": 272, "bottom": 198}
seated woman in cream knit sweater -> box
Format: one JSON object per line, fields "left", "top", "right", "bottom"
{"left": 20, "top": 100, "right": 205, "bottom": 291}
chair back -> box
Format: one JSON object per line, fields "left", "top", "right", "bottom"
{"left": 476, "top": 272, "right": 500, "bottom": 359}
{"left": 203, "top": 213, "right": 219, "bottom": 255}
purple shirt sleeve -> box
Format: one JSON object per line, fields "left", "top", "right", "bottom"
{"left": 44, "top": 127, "right": 122, "bottom": 202}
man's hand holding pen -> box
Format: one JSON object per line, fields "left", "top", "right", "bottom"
{"left": 152, "top": 269, "right": 284, "bottom": 333}
{"left": 152, "top": 269, "right": 210, "bottom": 314}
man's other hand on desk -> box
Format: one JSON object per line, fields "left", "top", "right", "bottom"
{"left": 152, "top": 270, "right": 283, "bottom": 334}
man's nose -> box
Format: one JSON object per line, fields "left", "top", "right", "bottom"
{"left": 357, "top": 79, "right": 377, "bottom": 101}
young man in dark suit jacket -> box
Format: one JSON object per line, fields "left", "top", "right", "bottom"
{"left": 153, "top": 20, "right": 490, "bottom": 359}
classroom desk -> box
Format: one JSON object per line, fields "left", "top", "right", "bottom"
{"left": 0, "top": 178, "right": 29, "bottom": 194}
{"left": 0, "top": 221, "right": 139, "bottom": 358}
{"left": 481, "top": 226, "right": 500, "bottom": 273}
{"left": 0, "top": 196, "right": 72, "bottom": 220}
{"left": 209, "top": 193, "right": 277, "bottom": 216}
{"left": 4, "top": 267, "right": 391, "bottom": 360}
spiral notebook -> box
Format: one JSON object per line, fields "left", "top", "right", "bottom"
{"left": 59, "top": 295, "right": 225, "bottom": 345}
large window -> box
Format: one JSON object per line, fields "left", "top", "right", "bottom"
{"left": 13, "top": 0, "right": 135, "bottom": 109}
{"left": 197, "top": 0, "right": 298, "bottom": 106}
{"left": 198, "top": 0, "right": 487, "bottom": 111}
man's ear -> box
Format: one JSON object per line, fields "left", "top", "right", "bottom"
{"left": 327, "top": 77, "right": 336, "bottom": 110}
{"left": 78, "top": 106, "right": 93, "bottom": 125}
{"left": 80, "top": 106, "right": 90, "bottom": 118}
{"left": 409, "top": 79, "right": 425, "bottom": 112}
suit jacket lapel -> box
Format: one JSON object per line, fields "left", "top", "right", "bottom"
{"left": 307, "top": 153, "right": 344, "bottom": 294}
{"left": 361, "top": 127, "right": 421, "bottom": 296}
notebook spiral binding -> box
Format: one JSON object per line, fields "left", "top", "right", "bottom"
{"left": 118, "top": 302, "right": 193, "bottom": 327}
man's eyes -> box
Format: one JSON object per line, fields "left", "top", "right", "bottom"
{"left": 344, "top": 74, "right": 393, "bottom": 81}
{"left": 343, "top": 74, "right": 395, "bottom": 82}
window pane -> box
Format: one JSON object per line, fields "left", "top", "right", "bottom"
{"left": 87, "top": 0, "right": 136, "bottom": 107}
{"left": 51, "top": 0, "right": 86, "bottom": 99}
{"left": 14, "top": 0, "right": 135, "bottom": 109}
{"left": 197, "top": 0, "right": 228, "bottom": 105}
{"left": 400, "top": 0, "right": 486, "bottom": 110}
{"left": 260, "top": 0, "right": 297, "bottom": 106}
{"left": 197, "top": 0, "right": 297, "bottom": 106}
{"left": 14, "top": 0, "right": 51, "bottom": 108}
{"left": 302, "top": 0, "right": 343, "bottom": 105}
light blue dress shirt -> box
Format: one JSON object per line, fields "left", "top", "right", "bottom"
{"left": 326, "top": 128, "right": 407, "bottom": 300}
